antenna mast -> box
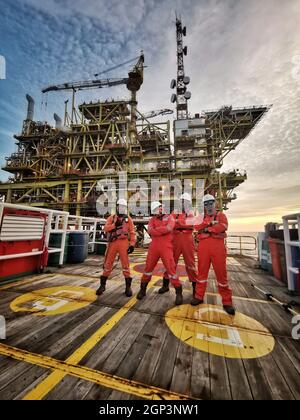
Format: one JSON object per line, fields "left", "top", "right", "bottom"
{"left": 170, "top": 16, "right": 191, "bottom": 120}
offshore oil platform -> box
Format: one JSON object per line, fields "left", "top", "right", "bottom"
{"left": 0, "top": 18, "right": 269, "bottom": 218}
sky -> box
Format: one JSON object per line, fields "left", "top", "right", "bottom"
{"left": 0, "top": 0, "right": 299, "bottom": 232}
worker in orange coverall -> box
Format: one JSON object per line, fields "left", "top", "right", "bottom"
{"left": 96, "top": 199, "right": 136, "bottom": 298}
{"left": 137, "top": 201, "right": 183, "bottom": 305}
{"left": 159, "top": 192, "right": 197, "bottom": 297}
{"left": 191, "top": 194, "right": 236, "bottom": 315}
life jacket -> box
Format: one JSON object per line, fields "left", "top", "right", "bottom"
{"left": 108, "top": 216, "right": 130, "bottom": 243}
{"left": 198, "top": 211, "right": 228, "bottom": 240}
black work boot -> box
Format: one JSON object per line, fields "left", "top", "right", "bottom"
{"left": 137, "top": 283, "right": 148, "bottom": 300}
{"left": 125, "top": 277, "right": 133, "bottom": 297}
{"left": 96, "top": 276, "right": 107, "bottom": 296}
{"left": 175, "top": 285, "right": 183, "bottom": 306}
{"left": 158, "top": 278, "right": 170, "bottom": 294}
{"left": 191, "top": 297, "right": 204, "bottom": 306}
{"left": 192, "top": 282, "right": 196, "bottom": 297}
{"left": 223, "top": 305, "right": 236, "bottom": 316}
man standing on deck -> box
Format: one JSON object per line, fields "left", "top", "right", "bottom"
{"left": 96, "top": 199, "right": 136, "bottom": 298}
{"left": 137, "top": 201, "right": 183, "bottom": 306}
{"left": 158, "top": 193, "right": 197, "bottom": 297}
{"left": 191, "top": 194, "right": 236, "bottom": 315}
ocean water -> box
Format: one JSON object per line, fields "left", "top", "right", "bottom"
{"left": 227, "top": 232, "right": 259, "bottom": 257}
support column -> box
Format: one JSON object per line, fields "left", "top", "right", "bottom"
{"left": 6, "top": 188, "right": 12, "bottom": 203}
{"left": 76, "top": 179, "right": 83, "bottom": 217}
{"left": 63, "top": 182, "right": 70, "bottom": 212}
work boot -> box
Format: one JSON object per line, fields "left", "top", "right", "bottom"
{"left": 175, "top": 285, "right": 183, "bottom": 306}
{"left": 158, "top": 278, "right": 170, "bottom": 294}
{"left": 190, "top": 297, "right": 204, "bottom": 306}
{"left": 96, "top": 276, "right": 107, "bottom": 296}
{"left": 192, "top": 282, "right": 196, "bottom": 297}
{"left": 223, "top": 305, "right": 236, "bottom": 316}
{"left": 125, "top": 277, "right": 133, "bottom": 297}
{"left": 137, "top": 283, "right": 148, "bottom": 300}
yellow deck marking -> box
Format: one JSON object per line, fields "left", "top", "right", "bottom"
{"left": 22, "top": 279, "right": 157, "bottom": 400}
{"left": 10, "top": 286, "right": 97, "bottom": 316}
{"left": 0, "top": 343, "right": 190, "bottom": 400}
{"left": 165, "top": 304, "right": 275, "bottom": 359}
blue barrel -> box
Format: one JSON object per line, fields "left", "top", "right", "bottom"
{"left": 67, "top": 232, "right": 89, "bottom": 264}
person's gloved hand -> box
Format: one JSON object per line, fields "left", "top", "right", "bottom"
{"left": 127, "top": 246, "right": 135, "bottom": 254}
{"left": 203, "top": 227, "right": 209, "bottom": 233}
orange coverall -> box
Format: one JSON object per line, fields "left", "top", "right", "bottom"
{"left": 195, "top": 211, "right": 233, "bottom": 306}
{"left": 164, "top": 211, "right": 197, "bottom": 283}
{"left": 102, "top": 215, "right": 136, "bottom": 279}
{"left": 141, "top": 214, "right": 181, "bottom": 288}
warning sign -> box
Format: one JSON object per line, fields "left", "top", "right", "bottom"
{"left": 165, "top": 304, "right": 275, "bottom": 359}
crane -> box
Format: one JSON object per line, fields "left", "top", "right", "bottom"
{"left": 41, "top": 53, "right": 144, "bottom": 94}
{"left": 42, "top": 77, "right": 129, "bottom": 94}
{"left": 42, "top": 53, "right": 145, "bottom": 139}
{"left": 137, "top": 109, "right": 173, "bottom": 120}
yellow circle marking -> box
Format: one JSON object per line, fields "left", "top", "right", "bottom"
{"left": 10, "top": 286, "right": 97, "bottom": 316}
{"left": 165, "top": 304, "right": 275, "bottom": 359}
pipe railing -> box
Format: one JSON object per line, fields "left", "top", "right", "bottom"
{"left": 225, "top": 235, "right": 257, "bottom": 258}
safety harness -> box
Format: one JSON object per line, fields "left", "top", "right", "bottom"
{"left": 107, "top": 216, "right": 130, "bottom": 243}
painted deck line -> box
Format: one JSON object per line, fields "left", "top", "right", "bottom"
{"left": 0, "top": 343, "right": 192, "bottom": 400}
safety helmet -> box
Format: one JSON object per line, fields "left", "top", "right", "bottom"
{"left": 202, "top": 194, "right": 216, "bottom": 203}
{"left": 117, "top": 198, "right": 128, "bottom": 207}
{"left": 180, "top": 192, "right": 192, "bottom": 202}
{"left": 151, "top": 201, "right": 162, "bottom": 214}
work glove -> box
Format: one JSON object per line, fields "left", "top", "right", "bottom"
{"left": 127, "top": 246, "right": 135, "bottom": 254}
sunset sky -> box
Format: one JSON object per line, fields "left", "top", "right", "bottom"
{"left": 0, "top": 0, "right": 299, "bottom": 232}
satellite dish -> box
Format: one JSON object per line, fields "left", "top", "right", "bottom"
{"left": 171, "top": 94, "right": 177, "bottom": 103}
{"left": 183, "top": 46, "right": 188, "bottom": 56}
{"left": 184, "top": 91, "right": 191, "bottom": 100}
{"left": 170, "top": 79, "right": 176, "bottom": 89}
{"left": 182, "top": 27, "right": 187, "bottom": 36}
{"left": 183, "top": 76, "right": 190, "bottom": 85}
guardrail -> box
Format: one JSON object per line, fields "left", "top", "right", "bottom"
{"left": 282, "top": 213, "right": 300, "bottom": 293}
{"left": 225, "top": 235, "right": 257, "bottom": 258}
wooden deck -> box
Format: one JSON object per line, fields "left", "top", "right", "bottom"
{"left": 0, "top": 250, "right": 300, "bottom": 400}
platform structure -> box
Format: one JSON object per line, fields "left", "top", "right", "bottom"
{"left": 0, "top": 98, "right": 269, "bottom": 216}
{"left": 0, "top": 251, "right": 299, "bottom": 400}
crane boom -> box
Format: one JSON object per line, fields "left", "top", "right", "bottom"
{"left": 137, "top": 109, "right": 173, "bottom": 120}
{"left": 42, "top": 77, "right": 129, "bottom": 94}
{"left": 42, "top": 53, "right": 145, "bottom": 94}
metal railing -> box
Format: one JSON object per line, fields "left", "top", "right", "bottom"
{"left": 282, "top": 213, "right": 300, "bottom": 293}
{"left": 225, "top": 235, "right": 257, "bottom": 258}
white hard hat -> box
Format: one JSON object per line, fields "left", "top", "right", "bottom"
{"left": 180, "top": 192, "right": 192, "bottom": 202}
{"left": 202, "top": 194, "right": 216, "bottom": 203}
{"left": 117, "top": 198, "right": 128, "bottom": 207}
{"left": 151, "top": 201, "right": 162, "bottom": 213}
